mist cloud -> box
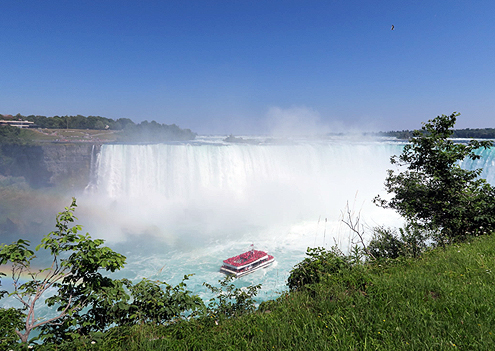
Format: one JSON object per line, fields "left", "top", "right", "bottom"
{"left": 264, "top": 106, "right": 334, "bottom": 137}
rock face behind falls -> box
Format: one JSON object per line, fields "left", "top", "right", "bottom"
{"left": 0, "top": 143, "right": 100, "bottom": 189}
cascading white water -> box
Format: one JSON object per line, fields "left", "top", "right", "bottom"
{"left": 460, "top": 146, "right": 495, "bottom": 184}
{"left": 79, "top": 137, "right": 495, "bottom": 299}
{"left": 90, "top": 138, "right": 406, "bottom": 242}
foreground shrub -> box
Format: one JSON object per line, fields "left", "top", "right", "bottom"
{"left": 368, "top": 223, "right": 428, "bottom": 260}
{"left": 203, "top": 276, "right": 261, "bottom": 318}
{"left": 287, "top": 247, "right": 351, "bottom": 291}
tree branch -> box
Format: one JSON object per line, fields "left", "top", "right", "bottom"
{"left": 341, "top": 201, "right": 375, "bottom": 260}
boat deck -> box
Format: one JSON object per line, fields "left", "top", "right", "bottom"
{"left": 220, "top": 249, "right": 275, "bottom": 277}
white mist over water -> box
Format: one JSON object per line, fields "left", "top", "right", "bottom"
{"left": 78, "top": 136, "right": 405, "bottom": 299}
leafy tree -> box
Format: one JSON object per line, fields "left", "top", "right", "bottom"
{"left": 0, "top": 198, "right": 126, "bottom": 344}
{"left": 94, "top": 120, "right": 107, "bottom": 130}
{"left": 38, "top": 277, "right": 129, "bottom": 343}
{"left": 0, "top": 307, "right": 24, "bottom": 348}
{"left": 0, "top": 125, "right": 21, "bottom": 143}
{"left": 11, "top": 113, "right": 197, "bottom": 140}
{"left": 39, "top": 275, "right": 204, "bottom": 343}
{"left": 287, "top": 246, "right": 371, "bottom": 299}
{"left": 115, "top": 117, "right": 135, "bottom": 130}
{"left": 121, "top": 276, "right": 203, "bottom": 325}
{"left": 374, "top": 113, "right": 495, "bottom": 244}
{"left": 0, "top": 125, "right": 33, "bottom": 145}
{"left": 0, "top": 198, "right": 205, "bottom": 345}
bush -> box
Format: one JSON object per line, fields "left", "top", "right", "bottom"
{"left": 287, "top": 247, "right": 350, "bottom": 291}
{"left": 203, "top": 276, "right": 261, "bottom": 319}
{"left": 368, "top": 223, "right": 428, "bottom": 260}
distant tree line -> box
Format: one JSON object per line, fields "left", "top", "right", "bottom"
{"left": 1, "top": 113, "right": 132, "bottom": 130}
{"left": 116, "top": 120, "right": 197, "bottom": 142}
{"left": 451, "top": 128, "right": 495, "bottom": 139}
{"left": 378, "top": 128, "right": 495, "bottom": 139}
{"left": 0, "top": 113, "right": 197, "bottom": 142}
{"left": 3, "top": 113, "right": 129, "bottom": 130}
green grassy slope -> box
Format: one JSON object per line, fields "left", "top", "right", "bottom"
{"left": 60, "top": 234, "right": 495, "bottom": 351}
{"left": 24, "top": 128, "right": 119, "bottom": 143}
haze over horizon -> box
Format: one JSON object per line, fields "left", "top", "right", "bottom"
{"left": 1, "top": 1, "right": 494, "bottom": 135}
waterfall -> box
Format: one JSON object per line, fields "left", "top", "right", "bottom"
{"left": 84, "top": 144, "right": 101, "bottom": 192}
{"left": 460, "top": 146, "right": 495, "bottom": 184}
{"left": 79, "top": 138, "right": 495, "bottom": 294}
{"left": 89, "top": 139, "right": 495, "bottom": 241}
{"left": 94, "top": 140, "right": 403, "bottom": 200}
{"left": 89, "top": 140, "right": 404, "bottom": 239}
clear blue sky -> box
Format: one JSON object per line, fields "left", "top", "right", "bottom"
{"left": 1, "top": 1, "right": 494, "bottom": 135}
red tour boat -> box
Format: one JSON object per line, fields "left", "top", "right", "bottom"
{"left": 220, "top": 247, "right": 275, "bottom": 277}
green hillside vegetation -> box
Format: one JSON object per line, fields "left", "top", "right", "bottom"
{"left": 0, "top": 125, "right": 38, "bottom": 145}
{"left": 2, "top": 221, "right": 494, "bottom": 350}
{"left": 65, "top": 236, "right": 495, "bottom": 351}
{"left": 1, "top": 113, "right": 495, "bottom": 350}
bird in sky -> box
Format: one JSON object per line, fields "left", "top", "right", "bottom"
{"left": 391, "top": 25, "right": 395, "bottom": 30}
